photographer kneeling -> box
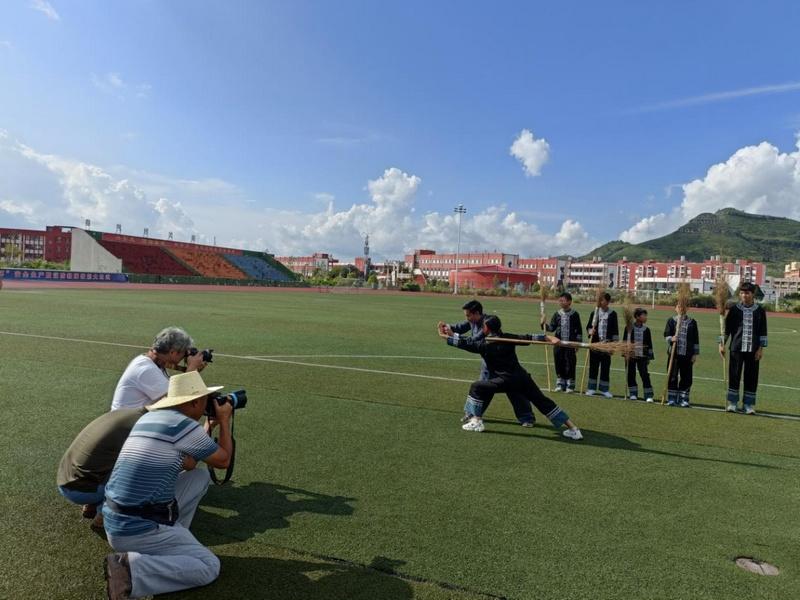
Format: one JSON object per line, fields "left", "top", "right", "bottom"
{"left": 111, "top": 326, "right": 209, "bottom": 411}
{"left": 103, "top": 371, "right": 232, "bottom": 600}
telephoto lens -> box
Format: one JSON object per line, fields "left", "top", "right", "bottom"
{"left": 204, "top": 389, "right": 247, "bottom": 417}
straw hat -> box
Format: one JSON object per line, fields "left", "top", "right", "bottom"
{"left": 147, "top": 370, "right": 223, "bottom": 411}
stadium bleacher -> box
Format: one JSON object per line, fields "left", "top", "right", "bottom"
{"left": 98, "top": 240, "right": 196, "bottom": 276}
{"left": 223, "top": 253, "right": 293, "bottom": 282}
{"left": 168, "top": 247, "right": 248, "bottom": 279}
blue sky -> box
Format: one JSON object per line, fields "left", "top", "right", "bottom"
{"left": 1, "top": 1, "right": 799, "bottom": 259}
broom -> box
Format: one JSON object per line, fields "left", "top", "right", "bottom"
{"left": 487, "top": 336, "right": 637, "bottom": 357}
{"left": 540, "top": 284, "right": 553, "bottom": 391}
{"left": 661, "top": 282, "right": 691, "bottom": 405}
{"left": 714, "top": 275, "right": 729, "bottom": 398}
{"left": 581, "top": 286, "right": 605, "bottom": 393}
{"left": 622, "top": 294, "right": 635, "bottom": 399}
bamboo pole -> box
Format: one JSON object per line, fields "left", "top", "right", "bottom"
{"left": 622, "top": 294, "right": 634, "bottom": 399}
{"left": 540, "top": 287, "right": 553, "bottom": 391}
{"left": 661, "top": 282, "right": 690, "bottom": 405}
{"left": 584, "top": 286, "right": 604, "bottom": 393}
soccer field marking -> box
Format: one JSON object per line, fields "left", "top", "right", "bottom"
{"left": 2, "top": 329, "right": 800, "bottom": 396}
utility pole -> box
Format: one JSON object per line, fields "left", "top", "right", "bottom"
{"left": 453, "top": 204, "right": 467, "bottom": 294}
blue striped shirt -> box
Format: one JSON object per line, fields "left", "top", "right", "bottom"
{"left": 103, "top": 409, "right": 217, "bottom": 536}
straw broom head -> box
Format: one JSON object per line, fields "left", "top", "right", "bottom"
{"left": 540, "top": 282, "right": 549, "bottom": 302}
{"left": 588, "top": 340, "right": 639, "bottom": 358}
{"left": 622, "top": 294, "right": 635, "bottom": 334}
{"left": 714, "top": 276, "right": 729, "bottom": 316}
{"left": 676, "top": 281, "right": 691, "bottom": 315}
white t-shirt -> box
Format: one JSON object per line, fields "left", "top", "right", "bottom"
{"left": 110, "top": 355, "right": 169, "bottom": 411}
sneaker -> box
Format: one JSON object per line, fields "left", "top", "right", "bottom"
{"left": 520, "top": 421, "right": 535, "bottom": 428}
{"left": 667, "top": 400, "right": 677, "bottom": 407}
{"left": 91, "top": 513, "right": 104, "bottom": 531}
{"left": 602, "top": 391, "right": 613, "bottom": 399}
{"left": 629, "top": 395, "right": 638, "bottom": 401}
{"left": 645, "top": 397, "right": 654, "bottom": 403}
{"left": 562, "top": 428, "right": 583, "bottom": 440}
{"left": 745, "top": 406, "right": 756, "bottom": 415}
{"left": 585, "top": 389, "right": 596, "bottom": 396}
{"left": 104, "top": 553, "right": 131, "bottom": 600}
{"left": 462, "top": 418, "right": 485, "bottom": 432}
{"left": 565, "top": 388, "right": 574, "bottom": 394}
{"left": 82, "top": 503, "right": 97, "bottom": 519}
{"left": 551, "top": 387, "right": 560, "bottom": 393}
{"left": 679, "top": 400, "right": 691, "bottom": 408}
{"left": 726, "top": 403, "right": 737, "bottom": 413}
{"left": 460, "top": 413, "right": 472, "bottom": 423}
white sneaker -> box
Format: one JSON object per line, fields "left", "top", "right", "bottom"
{"left": 462, "top": 418, "right": 485, "bottom": 432}
{"left": 629, "top": 395, "right": 638, "bottom": 401}
{"left": 679, "top": 400, "right": 691, "bottom": 408}
{"left": 585, "top": 389, "right": 596, "bottom": 396}
{"left": 562, "top": 428, "right": 583, "bottom": 440}
{"left": 645, "top": 397, "right": 654, "bottom": 403}
{"left": 745, "top": 406, "right": 756, "bottom": 415}
{"left": 565, "top": 388, "right": 574, "bottom": 394}
{"left": 726, "top": 403, "right": 737, "bottom": 413}
{"left": 602, "top": 391, "right": 613, "bottom": 399}
{"left": 551, "top": 387, "right": 560, "bottom": 393}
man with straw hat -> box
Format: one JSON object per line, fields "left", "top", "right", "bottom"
{"left": 102, "top": 371, "right": 233, "bottom": 599}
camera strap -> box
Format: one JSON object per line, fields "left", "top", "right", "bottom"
{"left": 208, "top": 416, "right": 236, "bottom": 485}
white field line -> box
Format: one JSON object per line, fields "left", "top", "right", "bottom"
{"left": 246, "top": 353, "right": 800, "bottom": 393}
{"left": 2, "top": 330, "right": 799, "bottom": 395}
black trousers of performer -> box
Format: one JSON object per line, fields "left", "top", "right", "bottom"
{"left": 553, "top": 346, "right": 577, "bottom": 387}
{"left": 626, "top": 358, "right": 652, "bottom": 395}
{"left": 468, "top": 375, "right": 568, "bottom": 427}
{"left": 728, "top": 351, "right": 760, "bottom": 406}
{"left": 667, "top": 355, "right": 693, "bottom": 401}
{"left": 588, "top": 351, "right": 611, "bottom": 392}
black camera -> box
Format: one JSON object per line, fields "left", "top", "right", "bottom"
{"left": 204, "top": 389, "right": 247, "bottom": 417}
{"left": 187, "top": 347, "right": 214, "bottom": 363}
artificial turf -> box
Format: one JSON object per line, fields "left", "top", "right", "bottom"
{"left": 1, "top": 286, "right": 798, "bottom": 599}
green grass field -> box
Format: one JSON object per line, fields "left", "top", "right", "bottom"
{"left": 1, "top": 286, "right": 799, "bottom": 599}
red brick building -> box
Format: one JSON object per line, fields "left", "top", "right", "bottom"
{"left": 0, "top": 225, "right": 72, "bottom": 263}
{"left": 449, "top": 265, "right": 538, "bottom": 292}
{"left": 276, "top": 253, "right": 338, "bottom": 277}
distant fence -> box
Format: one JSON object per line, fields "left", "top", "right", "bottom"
{"left": 126, "top": 273, "right": 309, "bottom": 287}
{"left": 0, "top": 268, "right": 128, "bottom": 283}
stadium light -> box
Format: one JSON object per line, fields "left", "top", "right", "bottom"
{"left": 453, "top": 204, "right": 467, "bottom": 294}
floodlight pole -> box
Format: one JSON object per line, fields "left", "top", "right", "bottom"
{"left": 453, "top": 204, "right": 467, "bottom": 294}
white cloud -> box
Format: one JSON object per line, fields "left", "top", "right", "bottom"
{"left": 30, "top": 0, "right": 60, "bottom": 21}
{"left": 1, "top": 136, "right": 194, "bottom": 238}
{"left": 634, "top": 81, "right": 800, "bottom": 113}
{"left": 0, "top": 135, "right": 596, "bottom": 259}
{"left": 619, "top": 137, "right": 800, "bottom": 243}
{"left": 91, "top": 72, "right": 151, "bottom": 100}
{"left": 510, "top": 129, "right": 550, "bottom": 177}
{"left": 0, "top": 199, "right": 35, "bottom": 219}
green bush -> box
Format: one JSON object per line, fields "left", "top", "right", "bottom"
{"left": 401, "top": 282, "right": 420, "bottom": 292}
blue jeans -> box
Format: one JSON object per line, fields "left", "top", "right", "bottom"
{"left": 58, "top": 484, "right": 105, "bottom": 508}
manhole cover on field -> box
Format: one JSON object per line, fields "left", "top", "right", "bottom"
{"left": 735, "top": 557, "right": 780, "bottom": 576}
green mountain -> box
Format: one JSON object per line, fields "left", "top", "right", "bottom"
{"left": 583, "top": 208, "right": 800, "bottom": 276}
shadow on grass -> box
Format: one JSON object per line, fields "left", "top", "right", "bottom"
{"left": 193, "top": 482, "right": 356, "bottom": 546}
{"left": 161, "top": 555, "right": 416, "bottom": 600}
{"left": 482, "top": 425, "right": 779, "bottom": 469}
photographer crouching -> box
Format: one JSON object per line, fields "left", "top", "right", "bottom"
{"left": 103, "top": 371, "right": 234, "bottom": 599}
{"left": 111, "top": 326, "right": 212, "bottom": 412}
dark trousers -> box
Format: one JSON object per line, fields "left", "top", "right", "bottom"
{"left": 626, "top": 358, "right": 653, "bottom": 398}
{"left": 553, "top": 346, "right": 577, "bottom": 390}
{"left": 727, "top": 351, "right": 760, "bottom": 407}
{"left": 468, "top": 374, "right": 569, "bottom": 428}
{"left": 588, "top": 351, "right": 611, "bottom": 392}
{"left": 667, "top": 354, "right": 693, "bottom": 402}
{"left": 464, "top": 362, "right": 535, "bottom": 423}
